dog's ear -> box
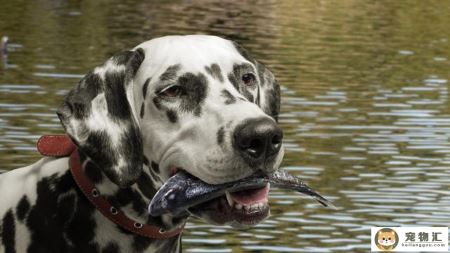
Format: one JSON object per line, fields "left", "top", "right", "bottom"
{"left": 233, "top": 42, "right": 280, "bottom": 122}
{"left": 57, "top": 48, "right": 145, "bottom": 188}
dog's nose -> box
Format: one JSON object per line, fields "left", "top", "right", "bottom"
{"left": 233, "top": 118, "right": 283, "bottom": 163}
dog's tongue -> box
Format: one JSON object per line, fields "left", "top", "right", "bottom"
{"left": 229, "top": 184, "right": 269, "bottom": 205}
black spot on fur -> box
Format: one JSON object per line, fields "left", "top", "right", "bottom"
{"left": 132, "top": 235, "right": 152, "bottom": 252}
{"left": 194, "top": 106, "right": 201, "bottom": 116}
{"left": 131, "top": 198, "right": 148, "bottom": 217}
{"left": 242, "top": 89, "right": 254, "bottom": 102}
{"left": 83, "top": 131, "right": 115, "bottom": 175}
{"left": 140, "top": 102, "right": 145, "bottom": 118}
{"left": 221, "top": 89, "right": 236, "bottom": 105}
{"left": 177, "top": 72, "right": 208, "bottom": 116}
{"left": 205, "top": 63, "right": 224, "bottom": 82}
{"left": 150, "top": 161, "right": 160, "bottom": 173}
{"left": 58, "top": 72, "right": 102, "bottom": 120}
{"left": 227, "top": 73, "right": 239, "bottom": 91}
{"left": 110, "top": 49, "right": 144, "bottom": 78}
{"left": 111, "top": 51, "right": 134, "bottom": 66}
{"left": 143, "top": 156, "right": 150, "bottom": 166}
{"left": 256, "top": 64, "right": 280, "bottom": 121}
{"left": 233, "top": 42, "right": 256, "bottom": 64}
{"left": 84, "top": 161, "right": 103, "bottom": 184}
{"left": 256, "top": 61, "right": 266, "bottom": 87}
{"left": 152, "top": 97, "right": 162, "bottom": 110}
{"left": 265, "top": 82, "right": 280, "bottom": 122}
{"left": 111, "top": 188, "right": 134, "bottom": 207}
{"left": 127, "top": 48, "right": 145, "bottom": 77}
{"left": 26, "top": 171, "right": 98, "bottom": 252}
{"left": 60, "top": 192, "right": 98, "bottom": 251}
{"left": 217, "top": 127, "right": 225, "bottom": 145}
{"left": 16, "top": 196, "right": 30, "bottom": 222}
{"left": 102, "top": 243, "right": 120, "bottom": 253}
{"left": 233, "top": 63, "right": 255, "bottom": 78}
{"left": 142, "top": 78, "right": 151, "bottom": 99}
{"left": 2, "top": 210, "right": 16, "bottom": 253}
{"left": 58, "top": 194, "right": 77, "bottom": 223}
{"left": 84, "top": 126, "right": 143, "bottom": 188}
{"left": 104, "top": 71, "right": 131, "bottom": 119}
{"left": 159, "top": 64, "right": 181, "bottom": 81}
{"left": 166, "top": 110, "right": 178, "bottom": 123}
{"left": 136, "top": 172, "right": 157, "bottom": 199}
{"left": 107, "top": 187, "right": 147, "bottom": 216}
{"left": 104, "top": 49, "right": 145, "bottom": 119}
{"left": 255, "top": 85, "right": 261, "bottom": 107}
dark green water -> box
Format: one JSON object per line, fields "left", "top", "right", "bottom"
{"left": 1, "top": 0, "right": 450, "bottom": 252}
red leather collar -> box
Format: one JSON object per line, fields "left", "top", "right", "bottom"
{"left": 37, "top": 135, "right": 184, "bottom": 239}
{"left": 37, "top": 135, "right": 76, "bottom": 157}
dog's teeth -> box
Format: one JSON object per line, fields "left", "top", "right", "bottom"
{"left": 251, "top": 204, "right": 258, "bottom": 210}
{"left": 225, "top": 191, "right": 234, "bottom": 207}
{"left": 244, "top": 205, "right": 250, "bottom": 211}
{"left": 235, "top": 203, "right": 243, "bottom": 210}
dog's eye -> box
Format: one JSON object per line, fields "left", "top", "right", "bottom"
{"left": 159, "top": 85, "right": 184, "bottom": 97}
{"left": 242, "top": 73, "right": 256, "bottom": 86}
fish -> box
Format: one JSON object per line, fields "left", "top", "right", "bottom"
{"left": 148, "top": 169, "right": 334, "bottom": 216}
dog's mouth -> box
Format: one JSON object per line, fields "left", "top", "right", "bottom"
{"left": 167, "top": 167, "right": 271, "bottom": 225}
{"left": 187, "top": 183, "right": 271, "bottom": 226}
{"left": 148, "top": 169, "right": 333, "bottom": 226}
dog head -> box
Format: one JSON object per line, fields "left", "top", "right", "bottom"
{"left": 57, "top": 35, "right": 284, "bottom": 227}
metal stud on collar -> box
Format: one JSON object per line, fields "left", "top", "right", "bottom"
{"left": 91, "top": 188, "right": 99, "bottom": 197}
{"left": 110, "top": 206, "right": 118, "bottom": 215}
{"left": 134, "top": 222, "right": 143, "bottom": 229}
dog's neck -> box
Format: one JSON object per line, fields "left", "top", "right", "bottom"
{"left": 78, "top": 152, "right": 189, "bottom": 232}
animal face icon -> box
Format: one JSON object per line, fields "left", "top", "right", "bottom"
{"left": 375, "top": 228, "right": 399, "bottom": 251}
{"left": 377, "top": 231, "right": 396, "bottom": 246}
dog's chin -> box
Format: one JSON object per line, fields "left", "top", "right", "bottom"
{"left": 188, "top": 184, "right": 270, "bottom": 228}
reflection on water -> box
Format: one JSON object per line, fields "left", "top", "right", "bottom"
{"left": 1, "top": 0, "right": 450, "bottom": 252}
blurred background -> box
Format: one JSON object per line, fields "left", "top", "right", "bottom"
{"left": 1, "top": 0, "right": 450, "bottom": 252}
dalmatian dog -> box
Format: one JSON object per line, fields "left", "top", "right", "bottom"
{"left": 0, "top": 35, "right": 283, "bottom": 253}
